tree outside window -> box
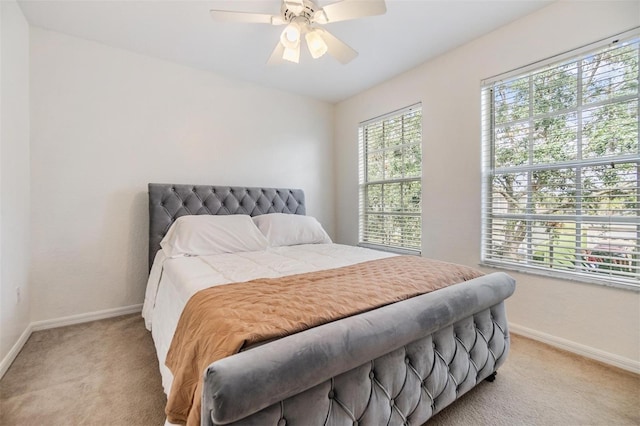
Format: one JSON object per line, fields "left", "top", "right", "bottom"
{"left": 359, "top": 105, "right": 422, "bottom": 253}
{"left": 482, "top": 35, "right": 639, "bottom": 288}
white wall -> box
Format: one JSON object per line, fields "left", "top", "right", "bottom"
{"left": 334, "top": 1, "right": 640, "bottom": 363}
{"left": 0, "top": 0, "right": 31, "bottom": 362}
{"left": 30, "top": 28, "right": 334, "bottom": 321}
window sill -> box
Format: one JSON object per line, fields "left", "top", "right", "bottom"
{"left": 479, "top": 260, "right": 640, "bottom": 292}
{"left": 358, "top": 243, "right": 421, "bottom": 256}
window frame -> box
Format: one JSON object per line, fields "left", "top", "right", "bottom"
{"left": 481, "top": 29, "right": 640, "bottom": 291}
{"left": 358, "top": 104, "right": 423, "bottom": 254}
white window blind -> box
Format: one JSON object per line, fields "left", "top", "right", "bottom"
{"left": 359, "top": 104, "right": 422, "bottom": 253}
{"left": 481, "top": 32, "right": 640, "bottom": 289}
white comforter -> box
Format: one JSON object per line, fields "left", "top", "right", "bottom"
{"left": 142, "top": 243, "right": 395, "bottom": 397}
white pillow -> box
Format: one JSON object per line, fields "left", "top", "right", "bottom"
{"left": 252, "top": 213, "right": 332, "bottom": 247}
{"left": 160, "top": 215, "right": 269, "bottom": 258}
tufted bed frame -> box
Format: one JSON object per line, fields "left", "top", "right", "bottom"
{"left": 148, "top": 183, "right": 516, "bottom": 426}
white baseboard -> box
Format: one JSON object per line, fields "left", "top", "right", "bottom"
{"left": 509, "top": 322, "right": 640, "bottom": 374}
{"left": 0, "top": 323, "right": 33, "bottom": 379}
{"left": 30, "top": 304, "right": 142, "bottom": 331}
{"left": 0, "top": 304, "right": 142, "bottom": 380}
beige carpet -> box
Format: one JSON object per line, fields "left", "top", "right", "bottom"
{"left": 1, "top": 314, "right": 638, "bottom": 426}
{"left": 0, "top": 315, "right": 166, "bottom": 425}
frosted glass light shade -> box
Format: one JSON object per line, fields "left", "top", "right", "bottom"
{"left": 305, "top": 30, "right": 328, "bottom": 59}
{"left": 280, "top": 23, "right": 301, "bottom": 49}
{"left": 282, "top": 45, "right": 300, "bottom": 63}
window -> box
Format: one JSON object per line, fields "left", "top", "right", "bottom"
{"left": 481, "top": 32, "right": 639, "bottom": 289}
{"left": 359, "top": 104, "right": 422, "bottom": 253}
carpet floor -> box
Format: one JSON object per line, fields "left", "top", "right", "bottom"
{"left": 0, "top": 314, "right": 638, "bottom": 425}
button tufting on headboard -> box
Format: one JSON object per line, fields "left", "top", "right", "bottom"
{"left": 147, "top": 184, "right": 306, "bottom": 271}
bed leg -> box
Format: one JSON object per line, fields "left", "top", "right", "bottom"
{"left": 485, "top": 372, "right": 497, "bottom": 383}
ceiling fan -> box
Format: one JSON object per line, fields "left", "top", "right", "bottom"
{"left": 210, "top": 0, "right": 387, "bottom": 65}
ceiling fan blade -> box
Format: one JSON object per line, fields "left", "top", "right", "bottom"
{"left": 317, "top": 28, "right": 358, "bottom": 64}
{"left": 267, "top": 42, "right": 286, "bottom": 65}
{"left": 210, "top": 9, "right": 284, "bottom": 25}
{"left": 321, "top": 0, "right": 386, "bottom": 23}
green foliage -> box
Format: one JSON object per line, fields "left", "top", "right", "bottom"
{"left": 489, "top": 40, "right": 639, "bottom": 281}
{"left": 362, "top": 109, "right": 422, "bottom": 251}
{"left": 583, "top": 100, "right": 638, "bottom": 158}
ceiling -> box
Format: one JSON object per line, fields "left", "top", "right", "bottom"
{"left": 18, "top": 0, "right": 552, "bottom": 103}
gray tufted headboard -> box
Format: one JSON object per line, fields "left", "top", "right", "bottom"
{"left": 148, "top": 184, "right": 306, "bottom": 269}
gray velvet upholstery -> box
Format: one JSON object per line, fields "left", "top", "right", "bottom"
{"left": 147, "top": 184, "right": 515, "bottom": 426}
{"left": 202, "top": 272, "right": 516, "bottom": 426}
{"left": 148, "top": 184, "right": 305, "bottom": 269}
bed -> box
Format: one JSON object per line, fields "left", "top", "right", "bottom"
{"left": 143, "top": 183, "right": 516, "bottom": 426}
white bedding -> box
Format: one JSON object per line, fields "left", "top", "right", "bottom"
{"left": 141, "top": 243, "right": 395, "bottom": 398}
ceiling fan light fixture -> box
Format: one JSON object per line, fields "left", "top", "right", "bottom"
{"left": 305, "top": 29, "right": 328, "bottom": 59}
{"left": 282, "top": 45, "right": 300, "bottom": 63}
{"left": 280, "top": 22, "right": 301, "bottom": 49}
{"left": 211, "top": 0, "right": 387, "bottom": 65}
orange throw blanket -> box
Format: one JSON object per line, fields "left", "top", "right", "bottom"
{"left": 165, "top": 256, "right": 483, "bottom": 425}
